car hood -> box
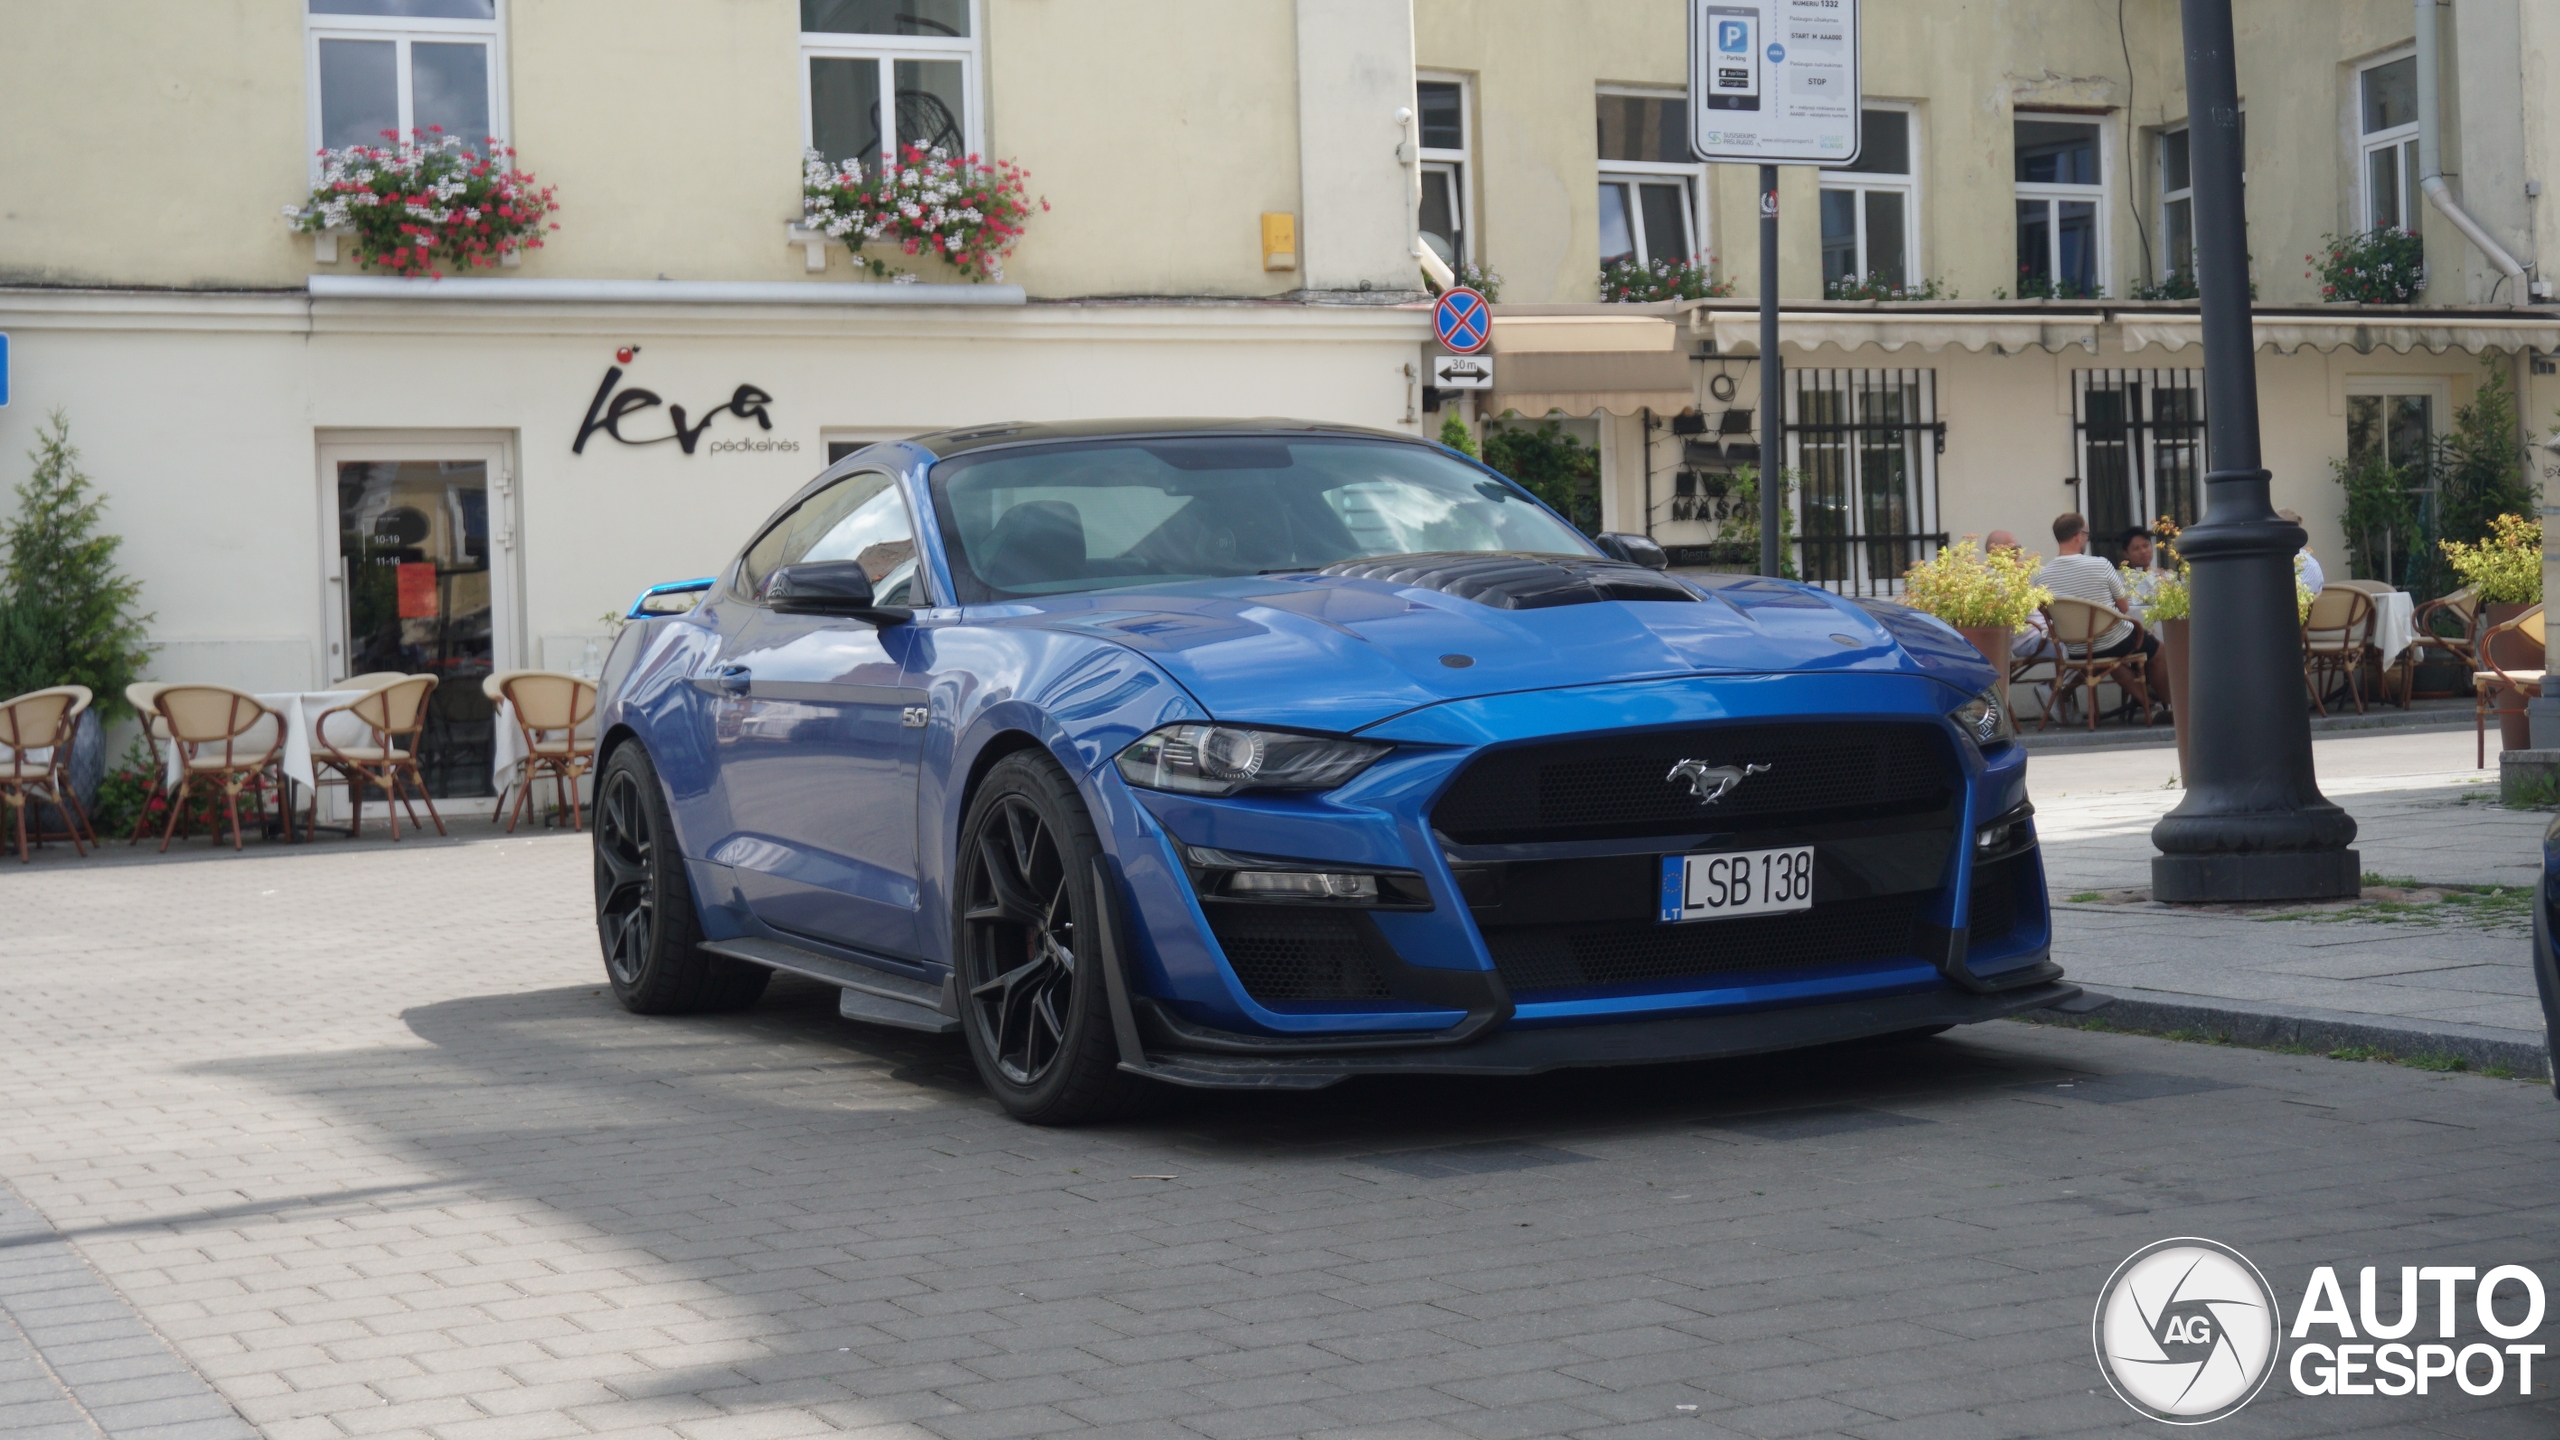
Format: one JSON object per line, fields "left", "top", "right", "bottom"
{"left": 973, "top": 572, "right": 1991, "bottom": 732}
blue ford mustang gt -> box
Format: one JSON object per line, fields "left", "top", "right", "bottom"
{"left": 591, "top": 419, "right": 2078, "bottom": 1122}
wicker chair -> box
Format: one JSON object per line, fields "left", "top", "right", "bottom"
{"left": 2413, "top": 586, "right": 2482, "bottom": 672}
{"left": 311, "top": 674, "right": 446, "bottom": 840}
{"left": 2301, "top": 586, "right": 2378, "bottom": 717}
{"left": 2036, "top": 598, "right": 2156, "bottom": 731}
{"left": 499, "top": 672, "right": 598, "bottom": 833}
{"left": 153, "top": 685, "right": 286, "bottom": 852}
{"left": 0, "top": 686, "right": 94, "bottom": 862}
{"left": 2476, "top": 605, "right": 2546, "bottom": 767}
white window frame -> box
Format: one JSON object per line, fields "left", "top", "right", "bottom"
{"left": 1817, "top": 102, "right": 1920, "bottom": 292}
{"left": 2013, "top": 110, "right": 2112, "bottom": 297}
{"left": 302, "top": 1, "right": 508, "bottom": 166}
{"left": 1596, "top": 86, "right": 1710, "bottom": 269}
{"left": 2356, "top": 48, "right": 2420, "bottom": 234}
{"left": 1417, "top": 72, "right": 1473, "bottom": 269}
{"left": 2157, "top": 124, "right": 2193, "bottom": 280}
{"left": 799, "top": 1, "right": 984, "bottom": 171}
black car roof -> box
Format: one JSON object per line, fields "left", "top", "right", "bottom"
{"left": 904, "top": 417, "right": 1427, "bottom": 460}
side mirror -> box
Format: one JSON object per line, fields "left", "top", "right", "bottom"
{"left": 1594, "top": 532, "right": 1670, "bottom": 570}
{"left": 763, "top": 561, "right": 910, "bottom": 623}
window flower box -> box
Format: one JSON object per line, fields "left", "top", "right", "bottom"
{"left": 800, "top": 145, "right": 1043, "bottom": 283}
{"left": 286, "top": 129, "right": 558, "bottom": 278}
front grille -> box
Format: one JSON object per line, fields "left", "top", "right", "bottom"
{"left": 1485, "top": 892, "right": 1926, "bottom": 994}
{"left": 1968, "top": 855, "right": 2021, "bottom": 947}
{"left": 1203, "top": 905, "right": 1396, "bottom": 1003}
{"left": 1433, "top": 722, "right": 1952, "bottom": 845}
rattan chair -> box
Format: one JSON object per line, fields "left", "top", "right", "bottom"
{"left": 2414, "top": 586, "right": 2482, "bottom": 672}
{"left": 0, "top": 685, "right": 94, "bottom": 862}
{"left": 121, "top": 682, "right": 173, "bottom": 843}
{"left": 2037, "top": 598, "right": 2156, "bottom": 732}
{"left": 332, "top": 671, "right": 408, "bottom": 691}
{"left": 2301, "top": 585, "right": 2378, "bottom": 717}
{"left": 2476, "top": 604, "right": 2546, "bottom": 767}
{"left": 311, "top": 674, "right": 445, "bottom": 840}
{"left": 154, "top": 685, "right": 286, "bottom": 852}
{"left": 499, "top": 672, "right": 598, "bottom": 833}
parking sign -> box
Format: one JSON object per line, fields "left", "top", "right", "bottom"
{"left": 1688, "top": 0, "right": 1860, "bottom": 165}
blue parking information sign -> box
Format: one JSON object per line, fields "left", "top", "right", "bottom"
{"left": 1433, "top": 287, "right": 1490, "bottom": 355}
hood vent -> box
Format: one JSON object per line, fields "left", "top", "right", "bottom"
{"left": 1318, "top": 552, "right": 1698, "bottom": 610}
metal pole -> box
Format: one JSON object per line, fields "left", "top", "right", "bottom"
{"left": 2150, "top": 0, "right": 2359, "bottom": 902}
{"left": 1758, "top": 164, "right": 1782, "bottom": 578}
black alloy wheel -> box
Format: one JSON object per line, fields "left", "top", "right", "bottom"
{"left": 953, "top": 751, "right": 1152, "bottom": 1123}
{"left": 591, "top": 743, "right": 769, "bottom": 1014}
{"left": 594, "top": 766, "right": 656, "bottom": 987}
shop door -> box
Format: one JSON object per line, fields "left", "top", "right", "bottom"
{"left": 319, "top": 441, "right": 516, "bottom": 799}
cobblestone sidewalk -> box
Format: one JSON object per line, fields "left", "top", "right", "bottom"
{"left": 1, "top": 830, "right": 2554, "bottom": 1439}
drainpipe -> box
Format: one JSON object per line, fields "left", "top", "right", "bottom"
{"left": 2414, "top": 0, "right": 2528, "bottom": 295}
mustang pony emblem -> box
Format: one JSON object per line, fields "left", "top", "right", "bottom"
{"left": 1665, "top": 759, "right": 1770, "bottom": 805}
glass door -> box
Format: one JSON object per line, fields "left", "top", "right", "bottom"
{"left": 319, "top": 442, "right": 514, "bottom": 799}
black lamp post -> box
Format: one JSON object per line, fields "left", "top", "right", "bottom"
{"left": 2150, "top": 0, "right": 2360, "bottom": 901}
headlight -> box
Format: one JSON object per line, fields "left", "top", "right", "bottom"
{"left": 1949, "top": 687, "right": 2015, "bottom": 747}
{"left": 1115, "top": 723, "right": 1390, "bottom": 797}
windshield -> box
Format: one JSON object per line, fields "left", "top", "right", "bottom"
{"left": 928, "top": 436, "right": 1594, "bottom": 602}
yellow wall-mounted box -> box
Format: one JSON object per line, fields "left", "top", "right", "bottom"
{"left": 1261, "top": 212, "right": 1297, "bottom": 272}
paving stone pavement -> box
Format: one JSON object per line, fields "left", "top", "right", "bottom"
{"left": 3, "top": 829, "right": 2558, "bottom": 1439}
{"left": 2026, "top": 729, "right": 2552, "bottom": 1067}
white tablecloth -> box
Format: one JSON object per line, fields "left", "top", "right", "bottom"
{"left": 162, "top": 689, "right": 369, "bottom": 791}
{"left": 2370, "top": 590, "right": 2416, "bottom": 667}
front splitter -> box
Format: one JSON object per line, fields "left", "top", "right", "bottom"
{"left": 1121, "top": 980, "right": 2089, "bottom": 1090}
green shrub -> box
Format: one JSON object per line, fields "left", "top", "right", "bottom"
{"left": 0, "top": 412, "right": 153, "bottom": 717}
{"left": 1482, "top": 421, "right": 1600, "bottom": 534}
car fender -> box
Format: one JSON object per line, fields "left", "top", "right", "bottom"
{"left": 915, "top": 623, "right": 1208, "bottom": 968}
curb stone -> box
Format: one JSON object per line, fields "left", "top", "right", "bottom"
{"left": 2016, "top": 987, "right": 2554, "bottom": 1079}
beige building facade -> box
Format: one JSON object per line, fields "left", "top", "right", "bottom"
{"left": 1, "top": 0, "right": 2556, "bottom": 781}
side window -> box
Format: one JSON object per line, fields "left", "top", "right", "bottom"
{"left": 737, "top": 472, "right": 920, "bottom": 600}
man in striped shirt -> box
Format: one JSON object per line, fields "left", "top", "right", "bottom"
{"left": 2034, "top": 512, "right": 2168, "bottom": 711}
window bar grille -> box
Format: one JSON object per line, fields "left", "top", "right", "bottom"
{"left": 1782, "top": 368, "right": 1943, "bottom": 597}
{"left": 2072, "top": 369, "right": 2209, "bottom": 561}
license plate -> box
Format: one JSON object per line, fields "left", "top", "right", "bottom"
{"left": 1659, "top": 846, "right": 1815, "bottom": 922}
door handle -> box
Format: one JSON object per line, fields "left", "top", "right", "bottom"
{"left": 715, "top": 665, "right": 752, "bottom": 694}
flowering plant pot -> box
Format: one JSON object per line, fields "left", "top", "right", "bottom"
{"left": 802, "top": 145, "right": 1044, "bottom": 283}
{"left": 1954, "top": 626, "right": 2014, "bottom": 724}
{"left": 286, "top": 129, "right": 558, "bottom": 277}
{"left": 2157, "top": 617, "right": 2193, "bottom": 781}
{"left": 2308, "top": 228, "right": 2425, "bottom": 304}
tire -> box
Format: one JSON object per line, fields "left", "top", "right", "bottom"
{"left": 952, "top": 750, "right": 1153, "bottom": 1124}
{"left": 594, "top": 743, "right": 770, "bottom": 1015}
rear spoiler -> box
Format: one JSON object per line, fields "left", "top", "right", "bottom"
{"left": 627, "top": 577, "right": 716, "bottom": 618}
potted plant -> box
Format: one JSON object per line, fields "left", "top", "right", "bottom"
{"left": 2307, "top": 228, "right": 2426, "bottom": 304}
{"left": 1900, "top": 537, "right": 2048, "bottom": 722}
{"left": 802, "top": 145, "right": 1044, "bottom": 283}
{"left": 2441, "top": 513, "right": 2544, "bottom": 748}
{"left": 2145, "top": 520, "right": 2196, "bottom": 777}
{"left": 1599, "top": 253, "right": 1734, "bottom": 302}
{"left": 286, "top": 129, "right": 559, "bottom": 277}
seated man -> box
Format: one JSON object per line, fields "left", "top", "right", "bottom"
{"left": 2036, "top": 513, "right": 2169, "bottom": 712}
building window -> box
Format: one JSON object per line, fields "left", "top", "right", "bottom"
{"left": 1820, "top": 108, "right": 1916, "bottom": 293}
{"left": 306, "top": 0, "right": 503, "bottom": 155}
{"left": 2359, "top": 53, "right": 2420, "bottom": 233}
{"left": 2158, "top": 127, "right": 2193, "bottom": 282}
{"left": 1418, "top": 79, "right": 1469, "bottom": 268}
{"left": 1784, "top": 369, "right": 1943, "bottom": 597}
{"left": 2074, "top": 371, "right": 2207, "bottom": 554}
{"left": 802, "top": 0, "right": 979, "bottom": 175}
{"left": 1597, "top": 92, "right": 1705, "bottom": 268}
{"left": 2014, "top": 116, "right": 2105, "bottom": 298}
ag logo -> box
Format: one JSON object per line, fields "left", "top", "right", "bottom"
{"left": 2094, "top": 1238, "right": 2282, "bottom": 1424}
